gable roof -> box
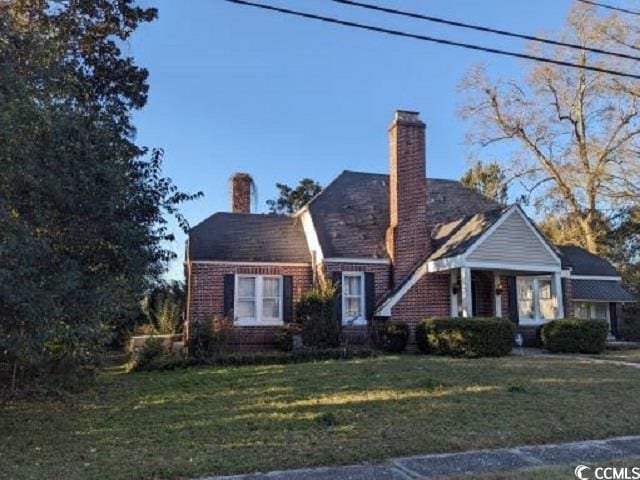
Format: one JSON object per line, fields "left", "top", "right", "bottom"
{"left": 188, "top": 213, "right": 310, "bottom": 263}
{"left": 558, "top": 245, "right": 620, "bottom": 277}
{"left": 306, "top": 170, "right": 500, "bottom": 259}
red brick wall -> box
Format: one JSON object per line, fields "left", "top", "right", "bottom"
{"left": 472, "top": 271, "right": 495, "bottom": 317}
{"left": 231, "top": 173, "right": 252, "bottom": 214}
{"left": 390, "top": 272, "right": 450, "bottom": 344}
{"left": 187, "top": 262, "right": 313, "bottom": 348}
{"left": 386, "top": 112, "right": 432, "bottom": 287}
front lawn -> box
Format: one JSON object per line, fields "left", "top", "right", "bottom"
{"left": 3, "top": 355, "right": 640, "bottom": 480}
{"left": 603, "top": 348, "right": 640, "bottom": 364}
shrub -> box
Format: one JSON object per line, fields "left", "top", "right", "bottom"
{"left": 188, "top": 316, "right": 232, "bottom": 359}
{"left": 274, "top": 323, "right": 303, "bottom": 352}
{"left": 296, "top": 282, "right": 340, "bottom": 348}
{"left": 540, "top": 318, "right": 608, "bottom": 354}
{"left": 379, "top": 321, "right": 409, "bottom": 353}
{"left": 129, "top": 337, "right": 166, "bottom": 371}
{"left": 415, "top": 317, "right": 516, "bottom": 358}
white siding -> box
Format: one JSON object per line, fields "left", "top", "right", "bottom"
{"left": 467, "top": 211, "right": 559, "bottom": 267}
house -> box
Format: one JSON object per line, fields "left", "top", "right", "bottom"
{"left": 185, "top": 110, "right": 635, "bottom": 349}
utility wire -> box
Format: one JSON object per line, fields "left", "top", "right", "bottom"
{"left": 332, "top": 0, "right": 640, "bottom": 62}
{"left": 224, "top": 0, "right": 640, "bottom": 80}
{"left": 577, "top": 0, "right": 640, "bottom": 16}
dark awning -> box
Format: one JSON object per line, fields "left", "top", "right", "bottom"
{"left": 572, "top": 279, "right": 636, "bottom": 303}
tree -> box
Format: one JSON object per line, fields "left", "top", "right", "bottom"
{"left": 140, "top": 281, "right": 185, "bottom": 335}
{"left": 461, "top": 161, "right": 508, "bottom": 204}
{"left": 459, "top": 3, "right": 640, "bottom": 255}
{"left": 267, "top": 178, "right": 322, "bottom": 214}
{"left": 0, "top": 1, "right": 199, "bottom": 391}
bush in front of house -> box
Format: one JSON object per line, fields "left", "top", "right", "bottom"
{"left": 620, "top": 303, "right": 640, "bottom": 341}
{"left": 378, "top": 321, "right": 410, "bottom": 353}
{"left": 128, "top": 337, "right": 169, "bottom": 372}
{"left": 540, "top": 318, "right": 608, "bottom": 354}
{"left": 415, "top": 317, "right": 516, "bottom": 357}
{"left": 188, "top": 316, "right": 233, "bottom": 359}
{"left": 274, "top": 323, "right": 303, "bottom": 352}
{"left": 296, "top": 283, "right": 340, "bottom": 348}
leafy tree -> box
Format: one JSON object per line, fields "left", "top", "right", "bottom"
{"left": 461, "top": 161, "right": 508, "bottom": 204}
{"left": 267, "top": 178, "right": 322, "bottom": 214}
{"left": 459, "top": 3, "right": 640, "bottom": 255}
{"left": 0, "top": 1, "right": 199, "bottom": 391}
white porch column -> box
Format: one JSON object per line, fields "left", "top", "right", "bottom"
{"left": 553, "top": 272, "right": 565, "bottom": 318}
{"left": 460, "top": 267, "right": 473, "bottom": 318}
{"left": 494, "top": 272, "right": 502, "bottom": 318}
{"left": 450, "top": 270, "right": 459, "bottom": 317}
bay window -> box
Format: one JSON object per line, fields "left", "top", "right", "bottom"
{"left": 516, "top": 275, "right": 558, "bottom": 324}
{"left": 342, "top": 272, "right": 366, "bottom": 326}
{"left": 234, "top": 275, "right": 283, "bottom": 326}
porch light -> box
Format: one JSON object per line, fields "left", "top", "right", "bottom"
{"left": 495, "top": 286, "right": 503, "bottom": 296}
{"left": 452, "top": 285, "right": 459, "bottom": 295}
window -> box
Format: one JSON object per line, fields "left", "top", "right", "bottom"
{"left": 574, "top": 302, "right": 609, "bottom": 321}
{"left": 516, "top": 275, "right": 558, "bottom": 324}
{"left": 234, "top": 275, "right": 282, "bottom": 326}
{"left": 342, "top": 272, "right": 366, "bottom": 326}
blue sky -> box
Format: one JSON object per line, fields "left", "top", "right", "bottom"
{"left": 128, "top": 0, "right": 577, "bottom": 280}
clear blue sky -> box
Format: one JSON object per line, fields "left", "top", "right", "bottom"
{"left": 128, "top": 0, "right": 576, "bottom": 280}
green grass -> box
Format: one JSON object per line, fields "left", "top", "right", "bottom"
{"left": 2, "top": 355, "right": 640, "bottom": 480}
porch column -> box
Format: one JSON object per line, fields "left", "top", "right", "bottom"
{"left": 494, "top": 272, "right": 502, "bottom": 318}
{"left": 553, "top": 272, "right": 565, "bottom": 318}
{"left": 450, "top": 270, "right": 459, "bottom": 317}
{"left": 460, "top": 267, "right": 473, "bottom": 318}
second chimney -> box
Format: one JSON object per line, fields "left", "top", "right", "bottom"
{"left": 230, "top": 172, "right": 253, "bottom": 214}
{"left": 386, "top": 111, "right": 431, "bottom": 287}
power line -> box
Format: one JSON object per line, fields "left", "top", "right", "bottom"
{"left": 332, "top": 0, "right": 640, "bottom": 62}
{"left": 576, "top": 0, "right": 640, "bottom": 16}
{"left": 224, "top": 0, "right": 640, "bottom": 80}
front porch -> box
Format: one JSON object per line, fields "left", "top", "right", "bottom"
{"left": 448, "top": 267, "right": 565, "bottom": 329}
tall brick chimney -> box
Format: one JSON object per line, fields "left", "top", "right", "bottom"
{"left": 230, "top": 172, "right": 252, "bottom": 214}
{"left": 386, "top": 110, "right": 431, "bottom": 287}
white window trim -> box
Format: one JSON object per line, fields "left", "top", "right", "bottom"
{"left": 342, "top": 272, "right": 367, "bottom": 326}
{"left": 233, "top": 275, "right": 283, "bottom": 326}
{"left": 517, "top": 275, "right": 558, "bottom": 325}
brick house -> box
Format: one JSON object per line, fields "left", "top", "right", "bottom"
{"left": 185, "top": 110, "right": 635, "bottom": 349}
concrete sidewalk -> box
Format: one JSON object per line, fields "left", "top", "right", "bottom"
{"left": 197, "top": 436, "right": 640, "bottom": 480}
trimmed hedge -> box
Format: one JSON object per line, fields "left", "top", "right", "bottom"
{"left": 540, "top": 318, "right": 608, "bottom": 354}
{"left": 415, "top": 317, "right": 516, "bottom": 358}
{"left": 379, "top": 322, "right": 410, "bottom": 353}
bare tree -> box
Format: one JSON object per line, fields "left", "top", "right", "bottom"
{"left": 459, "top": 3, "right": 640, "bottom": 254}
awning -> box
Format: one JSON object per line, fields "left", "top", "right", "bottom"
{"left": 572, "top": 279, "right": 636, "bottom": 302}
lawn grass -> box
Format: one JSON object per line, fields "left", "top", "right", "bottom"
{"left": 603, "top": 348, "right": 640, "bottom": 364}
{"left": 2, "top": 355, "right": 640, "bottom": 480}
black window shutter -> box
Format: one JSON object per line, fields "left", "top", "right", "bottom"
{"left": 282, "top": 276, "right": 293, "bottom": 323}
{"left": 223, "top": 274, "right": 234, "bottom": 318}
{"left": 365, "top": 272, "right": 375, "bottom": 320}
{"left": 332, "top": 271, "right": 342, "bottom": 325}
{"left": 507, "top": 276, "right": 519, "bottom": 325}
{"left": 609, "top": 303, "right": 618, "bottom": 337}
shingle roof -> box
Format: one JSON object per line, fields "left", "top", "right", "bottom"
{"left": 572, "top": 279, "right": 636, "bottom": 302}
{"left": 558, "top": 245, "right": 620, "bottom": 276}
{"left": 188, "top": 213, "right": 310, "bottom": 263}
{"left": 430, "top": 207, "right": 506, "bottom": 261}
{"left": 306, "top": 170, "right": 500, "bottom": 259}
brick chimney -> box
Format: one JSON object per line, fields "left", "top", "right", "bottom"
{"left": 230, "top": 172, "right": 252, "bottom": 214}
{"left": 386, "top": 110, "right": 431, "bottom": 287}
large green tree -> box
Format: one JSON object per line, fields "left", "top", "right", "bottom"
{"left": 0, "top": 1, "right": 198, "bottom": 390}
{"left": 461, "top": 161, "right": 508, "bottom": 204}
